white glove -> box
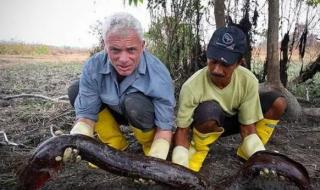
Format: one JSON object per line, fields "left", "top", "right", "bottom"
{"left": 172, "top": 145, "right": 189, "bottom": 168}
{"left": 148, "top": 138, "right": 170, "bottom": 160}
{"left": 241, "top": 133, "right": 265, "bottom": 158}
{"left": 70, "top": 121, "right": 94, "bottom": 137}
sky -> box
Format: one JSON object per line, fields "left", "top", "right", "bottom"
{"left": 0, "top": 0, "right": 318, "bottom": 49}
{"left": 0, "top": 0, "right": 150, "bottom": 48}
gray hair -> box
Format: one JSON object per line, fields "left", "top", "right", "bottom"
{"left": 102, "top": 12, "right": 144, "bottom": 40}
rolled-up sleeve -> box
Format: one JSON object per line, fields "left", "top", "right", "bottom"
{"left": 74, "top": 60, "right": 101, "bottom": 121}
{"left": 152, "top": 80, "right": 176, "bottom": 131}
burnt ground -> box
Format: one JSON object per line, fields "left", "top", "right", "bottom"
{"left": 0, "top": 55, "right": 320, "bottom": 190}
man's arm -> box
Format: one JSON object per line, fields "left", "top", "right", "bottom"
{"left": 171, "top": 127, "right": 190, "bottom": 167}
{"left": 147, "top": 128, "right": 173, "bottom": 159}
{"left": 71, "top": 58, "right": 102, "bottom": 137}
{"left": 174, "top": 127, "right": 190, "bottom": 148}
{"left": 171, "top": 84, "right": 196, "bottom": 167}
{"left": 240, "top": 123, "right": 256, "bottom": 138}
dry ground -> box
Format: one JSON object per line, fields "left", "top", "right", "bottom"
{"left": 0, "top": 54, "right": 320, "bottom": 190}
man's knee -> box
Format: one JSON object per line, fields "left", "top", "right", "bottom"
{"left": 270, "top": 97, "right": 287, "bottom": 118}
{"left": 193, "top": 101, "right": 224, "bottom": 133}
{"left": 67, "top": 80, "right": 79, "bottom": 108}
{"left": 123, "top": 93, "right": 155, "bottom": 131}
{"left": 260, "top": 91, "right": 287, "bottom": 119}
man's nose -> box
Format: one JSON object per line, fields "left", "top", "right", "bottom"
{"left": 119, "top": 51, "right": 129, "bottom": 63}
{"left": 212, "top": 64, "right": 223, "bottom": 75}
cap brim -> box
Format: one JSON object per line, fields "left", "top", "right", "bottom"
{"left": 207, "top": 46, "right": 241, "bottom": 65}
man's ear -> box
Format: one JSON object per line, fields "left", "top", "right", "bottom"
{"left": 104, "top": 40, "right": 108, "bottom": 53}
{"left": 238, "top": 58, "right": 247, "bottom": 68}
{"left": 142, "top": 40, "right": 145, "bottom": 49}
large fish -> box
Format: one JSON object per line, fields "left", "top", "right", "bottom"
{"left": 17, "top": 135, "right": 311, "bottom": 190}
{"left": 17, "top": 134, "right": 207, "bottom": 190}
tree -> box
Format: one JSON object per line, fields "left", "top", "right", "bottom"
{"left": 266, "top": 0, "right": 282, "bottom": 88}
{"left": 214, "top": 0, "right": 225, "bottom": 28}
{"left": 261, "top": 0, "right": 320, "bottom": 118}
{"left": 145, "top": 0, "right": 206, "bottom": 96}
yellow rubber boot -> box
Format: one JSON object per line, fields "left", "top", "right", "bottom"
{"left": 189, "top": 128, "right": 224, "bottom": 172}
{"left": 95, "top": 108, "right": 128, "bottom": 150}
{"left": 132, "top": 127, "right": 155, "bottom": 155}
{"left": 256, "top": 118, "right": 279, "bottom": 145}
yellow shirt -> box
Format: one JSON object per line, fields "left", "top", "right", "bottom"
{"left": 176, "top": 66, "right": 263, "bottom": 128}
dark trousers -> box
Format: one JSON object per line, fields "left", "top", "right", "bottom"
{"left": 192, "top": 91, "right": 284, "bottom": 137}
{"left": 68, "top": 81, "right": 155, "bottom": 131}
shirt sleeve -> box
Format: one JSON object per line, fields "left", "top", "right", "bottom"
{"left": 238, "top": 79, "right": 263, "bottom": 125}
{"left": 176, "top": 84, "right": 197, "bottom": 128}
{"left": 74, "top": 59, "right": 102, "bottom": 121}
{"left": 152, "top": 79, "right": 176, "bottom": 131}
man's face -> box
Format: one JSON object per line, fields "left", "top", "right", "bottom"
{"left": 207, "top": 58, "right": 240, "bottom": 88}
{"left": 105, "top": 30, "right": 145, "bottom": 76}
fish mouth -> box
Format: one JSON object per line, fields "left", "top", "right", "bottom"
{"left": 239, "top": 150, "right": 311, "bottom": 190}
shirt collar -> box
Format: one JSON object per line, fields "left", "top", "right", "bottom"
{"left": 99, "top": 51, "right": 147, "bottom": 75}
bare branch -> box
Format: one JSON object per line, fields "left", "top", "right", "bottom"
{"left": 0, "top": 130, "right": 26, "bottom": 147}
{"left": 1, "top": 94, "right": 69, "bottom": 104}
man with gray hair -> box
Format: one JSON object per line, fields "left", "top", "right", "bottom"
{"left": 66, "top": 12, "right": 175, "bottom": 161}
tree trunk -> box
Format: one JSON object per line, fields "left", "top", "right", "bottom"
{"left": 214, "top": 0, "right": 225, "bottom": 28}
{"left": 266, "top": 0, "right": 281, "bottom": 88}
{"left": 265, "top": 0, "right": 302, "bottom": 119}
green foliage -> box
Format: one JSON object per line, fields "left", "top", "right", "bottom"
{"left": 34, "top": 45, "right": 49, "bottom": 55}
{"left": 128, "top": 0, "right": 144, "bottom": 6}
{"left": 253, "top": 60, "right": 320, "bottom": 101}
{"left": 0, "top": 43, "right": 50, "bottom": 55}
{"left": 307, "top": 0, "right": 320, "bottom": 6}
{"left": 146, "top": 0, "right": 206, "bottom": 97}
{"left": 288, "top": 72, "right": 320, "bottom": 100}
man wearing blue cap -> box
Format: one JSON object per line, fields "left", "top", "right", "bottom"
{"left": 171, "top": 26, "right": 287, "bottom": 172}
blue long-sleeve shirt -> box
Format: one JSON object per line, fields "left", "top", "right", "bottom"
{"left": 74, "top": 50, "right": 176, "bottom": 130}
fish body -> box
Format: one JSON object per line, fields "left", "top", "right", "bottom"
{"left": 17, "top": 134, "right": 207, "bottom": 190}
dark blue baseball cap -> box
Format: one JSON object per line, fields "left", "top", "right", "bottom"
{"left": 207, "top": 26, "right": 248, "bottom": 65}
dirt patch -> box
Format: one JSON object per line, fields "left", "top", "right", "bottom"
{"left": 0, "top": 57, "right": 320, "bottom": 189}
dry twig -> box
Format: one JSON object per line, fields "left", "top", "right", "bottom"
{"left": 1, "top": 93, "right": 69, "bottom": 104}
{"left": 0, "top": 130, "right": 25, "bottom": 146}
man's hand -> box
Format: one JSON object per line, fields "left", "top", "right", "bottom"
{"left": 240, "top": 133, "right": 265, "bottom": 159}
{"left": 148, "top": 129, "right": 172, "bottom": 160}
{"left": 172, "top": 145, "right": 189, "bottom": 167}
{"left": 70, "top": 121, "right": 94, "bottom": 137}
{"left": 148, "top": 138, "right": 170, "bottom": 159}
